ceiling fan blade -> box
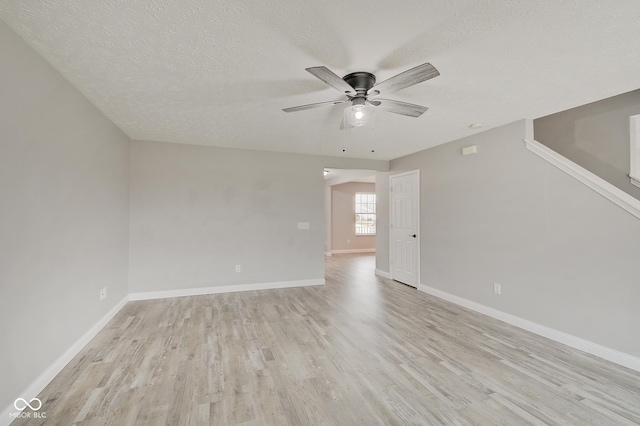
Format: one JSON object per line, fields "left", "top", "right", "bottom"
{"left": 306, "top": 66, "right": 357, "bottom": 96}
{"left": 367, "top": 62, "right": 439, "bottom": 97}
{"left": 367, "top": 100, "right": 381, "bottom": 107}
{"left": 283, "top": 99, "right": 346, "bottom": 113}
{"left": 373, "top": 98, "right": 428, "bottom": 118}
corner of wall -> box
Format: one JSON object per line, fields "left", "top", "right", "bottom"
{"left": 524, "top": 118, "right": 534, "bottom": 140}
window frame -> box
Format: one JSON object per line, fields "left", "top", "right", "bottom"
{"left": 354, "top": 192, "right": 376, "bottom": 236}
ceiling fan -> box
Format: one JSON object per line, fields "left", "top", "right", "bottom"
{"left": 283, "top": 62, "right": 439, "bottom": 129}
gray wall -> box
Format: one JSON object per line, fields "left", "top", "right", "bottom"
{"left": 375, "top": 172, "right": 390, "bottom": 273}
{"left": 129, "top": 140, "right": 387, "bottom": 293}
{"left": 390, "top": 120, "right": 640, "bottom": 358}
{"left": 534, "top": 89, "right": 640, "bottom": 200}
{"left": 0, "top": 20, "right": 130, "bottom": 411}
{"left": 331, "top": 182, "right": 375, "bottom": 251}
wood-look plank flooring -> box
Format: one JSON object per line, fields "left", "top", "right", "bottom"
{"left": 13, "top": 254, "right": 640, "bottom": 425}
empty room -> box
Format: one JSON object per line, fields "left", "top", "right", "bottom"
{"left": 2, "top": 1, "right": 640, "bottom": 425}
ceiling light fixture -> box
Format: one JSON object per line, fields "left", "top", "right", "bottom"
{"left": 344, "top": 98, "right": 372, "bottom": 128}
{"left": 283, "top": 64, "right": 439, "bottom": 131}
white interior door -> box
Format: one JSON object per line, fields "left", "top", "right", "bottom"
{"left": 390, "top": 171, "right": 419, "bottom": 287}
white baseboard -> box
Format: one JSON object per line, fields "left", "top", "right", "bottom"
{"left": 418, "top": 284, "right": 640, "bottom": 373}
{"left": 129, "top": 278, "right": 325, "bottom": 301}
{"left": 331, "top": 248, "right": 376, "bottom": 254}
{"left": 375, "top": 269, "right": 391, "bottom": 279}
{"left": 1, "top": 296, "right": 129, "bottom": 426}
{"left": 324, "top": 251, "right": 332, "bottom": 256}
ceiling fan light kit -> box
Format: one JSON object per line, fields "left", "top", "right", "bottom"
{"left": 344, "top": 98, "right": 373, "bottom": 128}
{"left": 283, "top": 62, "right": 440, "bottom": 130}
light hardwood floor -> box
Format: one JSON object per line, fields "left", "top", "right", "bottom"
{"left": 13, "top": 254, "right": 640, "bottom": 425}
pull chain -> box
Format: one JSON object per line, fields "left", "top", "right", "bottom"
{"left": 370, "top": 112, "right": 375, "bottom": 154}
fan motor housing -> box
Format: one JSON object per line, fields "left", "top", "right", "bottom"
{"left": 343, "top": 72, "right": 376, "bottom": 93}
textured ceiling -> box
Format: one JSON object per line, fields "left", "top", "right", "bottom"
{"left": 1, "top": 0, "right": 640, "bottom": 160}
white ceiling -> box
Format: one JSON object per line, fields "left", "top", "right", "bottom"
{"left": 2, "top": 1, "right": 639, "bottom": 160}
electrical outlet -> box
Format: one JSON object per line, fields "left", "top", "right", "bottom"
{"left": 347, "top": 239, "right": 351, "bottom": 244}
{"left": 493, "top": 283, "right": 501, "bottom": 295}
{"left": 235, "top": 265, "right": 241, "bottom": 273}
{"left": 100, "top": 287, "right": 107, "bottom": 301}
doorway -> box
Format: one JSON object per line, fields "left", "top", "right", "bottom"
{"left": 324, "top": 168, "right": 377, "bottom": 256}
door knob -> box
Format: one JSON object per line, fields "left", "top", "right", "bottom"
{"left": 410, "top": 234, "right": 416, "bottom": 238}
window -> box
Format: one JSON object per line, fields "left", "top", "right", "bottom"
{"left": 631, "top": 114, "right": 640, "bottom": 188}
{"left": 355, "top": 193, "right": 376, "bottom": 235}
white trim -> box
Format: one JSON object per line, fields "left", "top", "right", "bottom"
{"left": 524, "top": 138, "right": 640, "bottom": 220}
{"left": 418, "top": 284, "right": 640, "bottom": 373}
{"left": 375, "top": 269, "right": 392, "bottom": 279}
{"left": 1, "top": 296, "right": 129, "bottom": 426}
{"left": 631, "top": 115, "right": 640, "bottom": 188}
{"left": 331, "top": 248, "right": 376, "bottom": 254}
{"left": 129, "top": 278, "right": 325, "bottom": 301}
{"left": 324, "top": 185, "right": 332, "bottom": 260}
{"left": 388, "top": 169, "right": 420, "bottom": 179}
